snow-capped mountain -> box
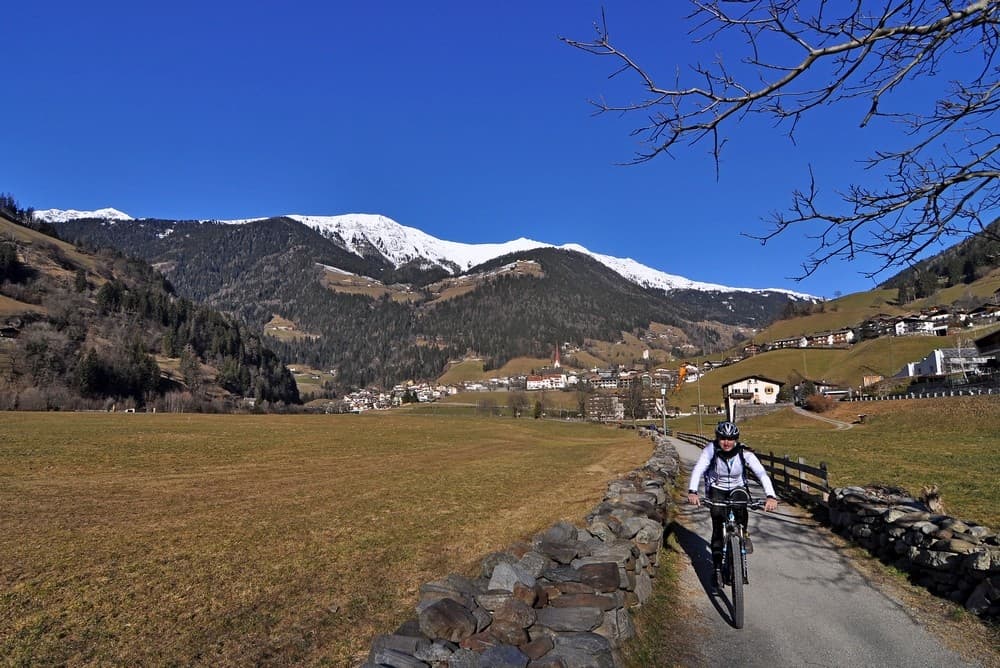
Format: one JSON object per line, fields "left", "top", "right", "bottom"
{"left": 35, "top": 208, "right": 816, "bottom": 300}
{"left": 34, "top": 207, "right": 133, "bottom": 223}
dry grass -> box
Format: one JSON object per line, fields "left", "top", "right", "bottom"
{"left": 319, "top": 269, "right": 420, "bottom": 303}
{"left": 436, "top": 359, "right": 486, "bottom": 385}
{"left": 0, "top": 294, "right": 47, "bottom": 317}
{"left": 438, "top": 390, "right": 584, "bottom": 412}
{"left": 583, "top": 332, "right": 672, "bottom": 369}
{"left": 490, "top": 356, "right": 556, "bottom": 377}
{"left": 263, "top": 315, "right": 320, "bottom": 342}
{"left": 286, "top": 365, "right": 336, "bottom": 395}
{"left": 914, "top": 267, "right": 1000, "bottom": 307}
{"left": 0, "top": 412, "right": 650, "bottom": 666}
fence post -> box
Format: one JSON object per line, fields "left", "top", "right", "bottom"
{"left": 798, "top": 457, "right": 807, "bottom": 493}
{"left": 782, "top": 455, "right": 792, "bottom": 495}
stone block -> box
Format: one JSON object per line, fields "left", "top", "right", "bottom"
{"left": 534, "top": 606, "right": 604, "bottom": 632}
{"left": 577, "top": 563, "right": 619, "bottom": 593}
{"left": 489, "top": 562, "right": 536, "bottom": 592}
{"left": 418, "top": 598, "right": 478, "bottom": 642}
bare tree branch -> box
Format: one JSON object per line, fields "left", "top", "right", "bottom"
{"left": 562, "top": 0, "right": 1000, "bottom": 279}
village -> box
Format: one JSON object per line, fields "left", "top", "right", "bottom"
{"left": 334, "top": 299, "right": 1000, "bottom": 416}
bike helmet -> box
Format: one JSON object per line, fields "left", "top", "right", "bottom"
{"left": 715, "top": 421, "right": 739, "bottom": 440}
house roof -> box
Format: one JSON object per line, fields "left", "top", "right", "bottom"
{"left": 721, "top": 375, "right": 785, "bottom": 388}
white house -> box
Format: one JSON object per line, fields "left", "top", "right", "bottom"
{"left": 721, "top": 375, "right": 784, "bottom": 421}
{"left": 899, "top": 347, "right": 992, "bottom": 377}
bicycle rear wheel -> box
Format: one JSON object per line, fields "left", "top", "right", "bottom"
{"left": 728, "top": 533, "right": 745, "bottom": 628}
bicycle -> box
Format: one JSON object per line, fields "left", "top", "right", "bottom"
{"left": 702, "top": 488, "right": 764, "bottom": 629}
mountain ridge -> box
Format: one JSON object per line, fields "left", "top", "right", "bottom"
{"left": 34, "top": 208, "right": 818, "bottom": 299}
{"left": 48, "top": 214, "right": 807, "bottom": 389}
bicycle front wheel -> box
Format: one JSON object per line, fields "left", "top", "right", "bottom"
{"left": 728, "top": 532, "right": 745, "bottom": 628}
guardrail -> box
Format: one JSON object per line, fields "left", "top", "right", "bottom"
{"left": 844, "top": 387, "right": 996, "bottom": 401}
{"left": 675, "top": 432, "right": 830, "bottom": 506}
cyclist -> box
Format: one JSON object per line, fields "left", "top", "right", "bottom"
{"left": 687, "top": 421, "right": 779, "bottom": 589}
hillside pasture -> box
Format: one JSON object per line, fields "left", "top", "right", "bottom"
{"left": 319, "top": 267, "right": 421, "bottom": 303}
{"left": 1, "top": 216, "right": 100, "bottom": 276}
{"left": 912, "top": 266, "right": 1000, "bottom": 308}
{"left": 263, "top": 314, "right": 320, "bottom": 342}
{"left": 584, "top": 332, "right": 670, "bottom": 368}
{"left": 671, "top": 397, "right": 999, "bottom": 528}
{"left": 669, "top": 333, "right": 982, "bottom": 410}
{"left": 287, "top": 365, "right": 336, "bottom": 396}
{"left": 436, "top": 359, "right": 486, "bottom": 385}
{"left": 751, "top": 289, "right": 904, "bottom": 343}
{"left": 0, "top": 412, "right": 649, "bottom": 666}
{"left": 491, "top": 356, "right": 557, "bottom": 377}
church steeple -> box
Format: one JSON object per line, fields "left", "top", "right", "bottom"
{"left": 553, "top": 344, "right": 561, "bottom": 368}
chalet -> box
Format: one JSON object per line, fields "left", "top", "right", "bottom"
{"left": 771, "top": 335, "right": 808, "bottom": 349}
{"left": 894, "top": 316, "right": 940, "bottom": 336}
{"left": 830, "top": 328, "right": 856, "bottom": 346}
{"left": 721, "top": 375, "right": 784, "bottom": 421}
{"left": 806, "top": 332, "right": 835, "bottom": 347}
{"left": 587, "top": 371, "right": 619, "bottom": 390}
{"left": 525, "top": 370, "right": 567, "bottom": 391}
{"left": 968, "top": 303, "right": 1000, "bottom": 324}
{"left": 651, "top": 369, "right": 677, "bottom": 388}
{"left": 860, "top": 315, "right": 897, "bottom": 340}
{"left": 586, "top": 394, "right": 624, "bottom": 422}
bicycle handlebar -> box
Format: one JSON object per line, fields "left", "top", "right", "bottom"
{"left": 700, "top": 499, "right": 765, "bottom": 509}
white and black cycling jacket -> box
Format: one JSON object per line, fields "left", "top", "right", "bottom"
{"left": 687, "top": 442, "right": 777, "bottom": 498}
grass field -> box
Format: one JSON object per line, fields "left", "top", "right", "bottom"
{"left": 436, "top": 359, "right": 486, "bottom": 385}
{"left": 670, "top": 396, "right": 1000, "bottom": 527}
{"left": 0, "top": 412, "right": 650, "bottom": 666}
{"left": 438, "top": 390, "right": 584, "bottom": 413}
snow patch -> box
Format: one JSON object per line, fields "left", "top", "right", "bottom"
{"left": 34, "top": 207, "right": 133, "bottom": 223}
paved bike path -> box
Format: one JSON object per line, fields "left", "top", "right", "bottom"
{"left": 669, "top": 436, "right": 979, "bottom": 668}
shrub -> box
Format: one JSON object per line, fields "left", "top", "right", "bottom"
{"left": 803, "top": 393, "right": 837, "bottom": 413}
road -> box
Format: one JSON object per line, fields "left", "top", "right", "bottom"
{"left": 670, "top": 436, "right": 981, "bottom": 668}
{"left": 791, "top": 405, "right": 855, "bottom": 430}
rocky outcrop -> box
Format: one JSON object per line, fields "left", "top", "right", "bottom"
{"left": 828, "top": 486, "right": 999, "bottom": 620}
{"left": 360, "top": 429, "right": 680, "bottom": 667}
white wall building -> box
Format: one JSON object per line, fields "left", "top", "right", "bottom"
{"left": 721, "top": 375, "right": 784, "bottom": 421}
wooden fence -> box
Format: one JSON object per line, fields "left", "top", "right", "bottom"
{"left": 675, "top": 432, "right": 830, "bottom": 506}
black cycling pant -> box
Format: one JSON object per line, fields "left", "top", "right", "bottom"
{"left": 708, "top": 487, "right": 748, "bottom": 568}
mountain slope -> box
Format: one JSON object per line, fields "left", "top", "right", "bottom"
{"left": 51, "top": 215, "right": 796, "bottom": 386}
{"left": 0, "top": 213, "right": 299, "bottom": 409}
{"left": 40, "top": 208, "right": 817, "bottom": 298}
{"left": 879, "top": 218, "right": 1000, "bottom": 301}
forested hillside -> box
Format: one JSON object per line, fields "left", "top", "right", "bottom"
{"left": 880, "top": 219, "right": 1000, "bottom": 302}
{"left": 54, "top": 216, "right": 806, "bottom": 389}
{"left": 0, "top": 207, "right": 299, "bottom": 410}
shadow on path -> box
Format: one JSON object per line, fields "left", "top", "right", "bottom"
{"left": 669, "top": 519, "right": 745, "bottom": 628}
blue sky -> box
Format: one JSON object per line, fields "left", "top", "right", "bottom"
{"left": 3, "top": 1, "right": 969, "bottom": 298}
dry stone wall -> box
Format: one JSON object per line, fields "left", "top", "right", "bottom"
{"left": 828, "top": 486, "right": 1000, "bottom": 619}
{"left": 361, "top": 430, "right": 680, "bottom": 668}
